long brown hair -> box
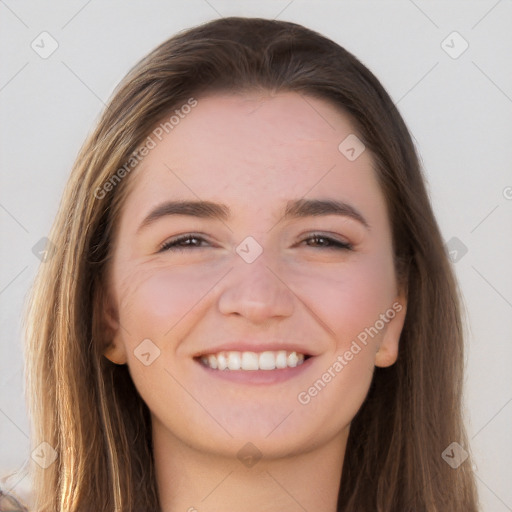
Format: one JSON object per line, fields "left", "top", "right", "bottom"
{"left": 22, "top": 16, "right": 480, "bottom": 511}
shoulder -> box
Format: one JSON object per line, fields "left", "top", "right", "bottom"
{"left": 0, "top": 489, "right": 29, "bottom": 512}
{"left": 0, "top": 470, "right": 32, "bottom": 512}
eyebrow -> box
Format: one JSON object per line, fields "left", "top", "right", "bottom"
{"left": 136, "top": 198, "right": 370, "bottom": 233}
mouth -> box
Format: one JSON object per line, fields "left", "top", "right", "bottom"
{"left": 195, "top": 350, "right": 312, "bottom": 371}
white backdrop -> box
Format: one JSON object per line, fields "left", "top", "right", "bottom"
{"left": 1, "top": 1, "right": 511, "bottom": 510}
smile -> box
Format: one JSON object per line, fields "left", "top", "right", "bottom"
{"left": 198, "top": 350, "right": 308, "bottom": 371}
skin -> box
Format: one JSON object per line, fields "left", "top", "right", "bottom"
{"left": 102, "top": 90, "right": 407, "bottom": 512}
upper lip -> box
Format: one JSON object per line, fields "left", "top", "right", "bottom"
{"left": 193, "top": 341, "right": 317, "bottom": 358}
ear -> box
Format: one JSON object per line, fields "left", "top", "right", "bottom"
{"left": 94, "top": 280, "right": 128, "bottom": 365}
{"left": 375, "top": 290, "right": 407, "bottom": 368}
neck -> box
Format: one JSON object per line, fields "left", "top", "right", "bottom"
{"left": 152, "top": 420, "right": 348, "bottom": 512}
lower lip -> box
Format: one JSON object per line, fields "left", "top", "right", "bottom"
{"left": 195, "top": 357, "right": 315, "bottom": 385}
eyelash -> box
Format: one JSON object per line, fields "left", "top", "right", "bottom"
{"left": 158, "top": 233, "right": 353, "bottom": 252}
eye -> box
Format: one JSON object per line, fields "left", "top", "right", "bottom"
{"left": 158, "top": 234, "right": 210, "bottom": 252}
{"left": 301, "top": 233, "right": 353, "bottom": 251}
{"left": 157, "top": 232, "right": 353, "bottom": 253}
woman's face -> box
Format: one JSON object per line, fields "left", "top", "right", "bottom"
{"left": 103, "top": 91, "right": 406, "bottom": 459}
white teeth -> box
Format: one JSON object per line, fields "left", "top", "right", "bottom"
{"left": 227, "top": 351, "right": 241, "bottom": 370}
{"left": 259, "top": 351, "right": 276, "bottom": 370}
{"left": 287, "top": 352, "right": 299, "bottom": 368}
{"left": 217, "top": 353, "right": 228, "bottom": 371}
{"left": 275, "top": 350, "right": 287, "bottom": 369}
{"left": 199, "top": 350, "right": 306, "bottom": 371}
{"left": 241, "top": 352, "right": 259, "bottom": 370}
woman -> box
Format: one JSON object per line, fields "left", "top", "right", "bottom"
{"left": 20, "top": 16, "right": 479, "bottom": 511}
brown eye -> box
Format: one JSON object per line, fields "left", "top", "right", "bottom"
{"left": 302, "top": 233, "right": 353, "bottom": 250}
{"left": 158, "top": 234, "right": 209, "bottom": 252}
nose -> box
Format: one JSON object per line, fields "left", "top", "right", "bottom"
{"left": 217, "top": 253, "right": 295, "bottom": 324}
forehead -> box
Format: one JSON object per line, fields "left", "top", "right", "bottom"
{"left": 120, "top": 91, "right": 383, "bottom": 225}
{"left": 159, "top": 90, "right": 360, "bottom": 169}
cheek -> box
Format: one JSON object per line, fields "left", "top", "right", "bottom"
{"left": 112, "top": 264, "right": 212, "bottom": 403}
{"left": 116, "top": 263, "right": 213, "bottom": 340}
{"left": 290, "top": 251, "right": 397, "bottom": 349}
{"left": 294, "top": 256, "right": 395, "bottom": 426}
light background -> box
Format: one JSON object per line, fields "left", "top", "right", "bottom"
{"left": 1, "top": 1, "right": 511, "bottom": 510}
